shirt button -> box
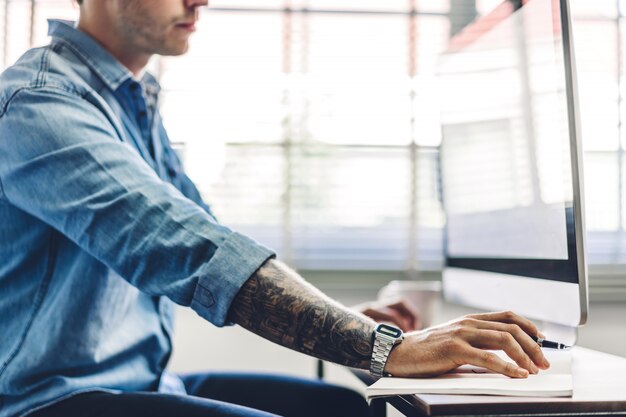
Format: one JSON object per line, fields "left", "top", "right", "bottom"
{"left": 129, "top": 82, "right": 139, "bottom": 92}
{"left": 139, "top": 111, "right": 147, "bottom": 118}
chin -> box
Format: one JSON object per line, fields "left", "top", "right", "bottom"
{"left": 159, "top": 44, "right": 190, "bottom": 57}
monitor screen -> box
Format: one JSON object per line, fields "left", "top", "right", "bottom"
{"left": 439, "top": 0, "right": 588, "bottom": 329}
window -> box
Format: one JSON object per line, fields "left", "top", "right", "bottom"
{"left": 2, "top": 0, "right": 626, "bottom": 277}
{"left": 160, "top": 3, "right": 450, "bottom": 271}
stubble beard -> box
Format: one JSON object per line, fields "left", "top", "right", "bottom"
{"left": 116, "top": 1, "right": 189, "bottom": 57}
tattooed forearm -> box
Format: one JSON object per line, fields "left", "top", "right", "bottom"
{"left": 227, "top": 258, "right": 376, "bottom": 369}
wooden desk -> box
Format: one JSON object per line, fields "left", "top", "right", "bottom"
{"left": 354, "top": 347, "right": 626, "bottom": 417}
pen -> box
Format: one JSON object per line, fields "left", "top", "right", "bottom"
{"left": 531, "top": 335, "right": 570, "bottom": 350}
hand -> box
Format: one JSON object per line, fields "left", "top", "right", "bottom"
{"left": 385, "top": 311, "right": 550, "bottom": 379}
{"left": 355, "top": 299, "right": 420, "bottom": 332}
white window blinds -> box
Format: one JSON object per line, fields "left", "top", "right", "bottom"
{"left": 2, "top": 0, "right": 626, "bottom": 275}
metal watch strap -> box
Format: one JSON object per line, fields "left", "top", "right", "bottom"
{"left": 370, "top": 325, "right": 403, "bottom": 378}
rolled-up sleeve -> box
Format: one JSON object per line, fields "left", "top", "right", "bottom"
{"left": 0, "top": 88, "right": 274, "bottom": 327}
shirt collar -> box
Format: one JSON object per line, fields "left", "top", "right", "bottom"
{"left": 47, "top": 19, "right": 136, "bottom": 91}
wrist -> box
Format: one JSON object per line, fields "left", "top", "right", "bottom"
{"left": 383, "top": 337, "right": 407, "bottom": 376}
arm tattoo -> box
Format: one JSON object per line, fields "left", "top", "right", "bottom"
{"left": 227, "top": 259, "right": 375, "bottom": 369}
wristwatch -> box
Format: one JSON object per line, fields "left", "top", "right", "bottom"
{"left": 370, "top": 323, "right": 404, "bottom": 378}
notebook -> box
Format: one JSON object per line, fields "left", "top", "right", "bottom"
{"left": 366, "top": 349, "right": 573, "bottom": 399}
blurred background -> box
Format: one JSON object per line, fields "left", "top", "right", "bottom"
{"left": 4, "top": 0, "right": 626, "bottom": 281}
{"left": 2, "top": 1, "right": 626, "bottom": 413}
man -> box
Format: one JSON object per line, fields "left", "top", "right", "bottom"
{"left": 0, "top": 1, "right": 550, "bottom": 416}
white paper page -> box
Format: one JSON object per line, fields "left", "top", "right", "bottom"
{"left": 366, "top": 350, "right": 572, "bottom": 399}
{"left": 455, "top": 349, "right": 571, "bottom": 375}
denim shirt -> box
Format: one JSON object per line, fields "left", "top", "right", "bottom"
{"left": 0, "top": 20, "right": 275, "bottom": 417}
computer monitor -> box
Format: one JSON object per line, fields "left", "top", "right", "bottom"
{"left": 438, "top": 0, "right": 588, "bottom": 342}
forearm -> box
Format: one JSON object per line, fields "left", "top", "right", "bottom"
{"left": 227, "top": 258, "right": 376, "bottom": 369}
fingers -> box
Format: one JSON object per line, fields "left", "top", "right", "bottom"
{"left": 361, "top": 306, "right": 413, "bottom": 332}
{"left": 358, "top": 298, "right": 421, "bottom": 332}
{"left": 464, "top": 328, "right": 539, "bottom": 374}
{"left": 385, "top": 300, "right": 420, "bottom": 331}
{"left": 467, "top": 319, "right": 550, "bottom": 369}
{"left": 465, "top": 311, "right": 545, "bottom": 339}
{"left": 464, "top": 347, "right": 530, "bottom": 378}
{"left": 454, "top": 312, "right": 549, "bottom": 373}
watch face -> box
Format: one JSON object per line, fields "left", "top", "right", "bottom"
{"left": 376, "top": 323, "right": 402, "bottom": 338}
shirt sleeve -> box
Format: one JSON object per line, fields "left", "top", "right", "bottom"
{"left": 155, "top": 120, "right": 218, "bottom": 221}
{"left": 0, "top": 87, "right": 275, "bottom": 327}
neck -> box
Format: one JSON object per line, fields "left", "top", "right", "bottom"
{"left": 77, "top": 12, "right": 150, "bottom": 76}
